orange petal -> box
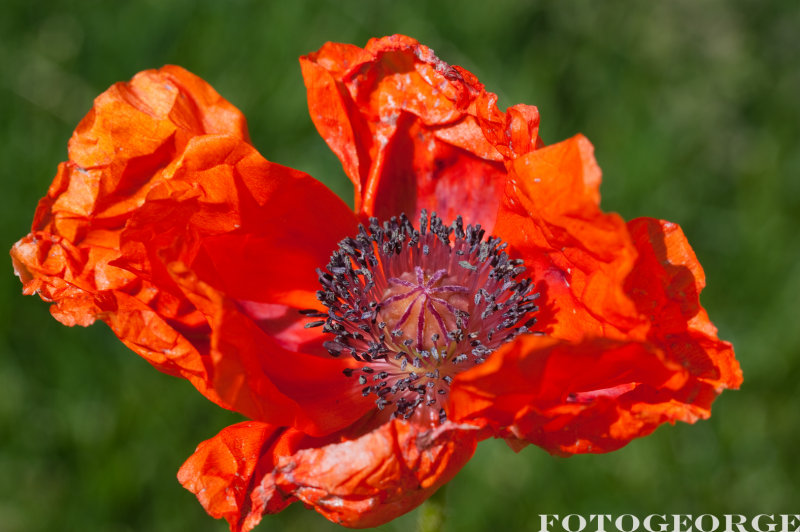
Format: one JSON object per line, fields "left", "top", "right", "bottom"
{"left": 178, "top": 421, "right": 314, "bottom": 532}
{"left": 301, "top": 34, "right": 540, "bottom": 230}
{"left": 180, "top": 419, "right": 478, "bottom": 531}
{"left": 271, "top": 419, "right": 478, "bottom": 528}
{"left": 11, "top": 67, "right": 370, "bottom": 434}
{"left": 449, "top": 334, "right": 716, "bottom": 455}
{"left": 479, "top": 138, "right": 740, "bottom": 454}
{"left": 494, "top": 134, "right": 645, "bottom": 341}
{"left": 14, "top": 65, "right": 250, "bottom": 330}
{"left": 113, "top": 134, "right": 359, "bottom": 310}
{"left": 624, "top": 218, "right": 742, "bottom": 390}
{"left": 34, "top": 65, "right": 249, "bottom": 240}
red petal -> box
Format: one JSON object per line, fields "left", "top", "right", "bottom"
{"left": 449, "top": 334, "right": 713, "bottom": 455}
{"left": 114, "top": 134, "right": 359, "bottom": 310}
{"left": 625, "top": 218, "right": 742, "bottom": 390}
{"left": 166, "top": 264, "right": 372, "bottom": 436}
{"left": 301, "top": 35, "right": 540, "bottom": 230}
{"left": 11, "top": 67, "right": 372, "bottom": 435}
{"left": 180, "top": 420, "right": 478, "bottom": 530}
{"left": 13, "top": 65, "right": 250, "bottom": 329}
{"left": 35, "top": 65, "right": 249, "bottom": 239}
{"left": 454, "top": 143, "right": 740, "bottom": 455}
{"left": 494, "top": 134, "right": 645, "bottom": 341}
{"left": 178, "top": 421, "right": 314, "bottom": 532}
{"left": 272, "top": 419, "right": 477, "bottom": 528}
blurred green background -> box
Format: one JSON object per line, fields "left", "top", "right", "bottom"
{"left": 1, "top": 1, "right": 798, "bottom": 531}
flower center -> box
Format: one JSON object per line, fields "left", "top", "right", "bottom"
{"left": 307, "top": 212, "right": 539, "bottom": 426}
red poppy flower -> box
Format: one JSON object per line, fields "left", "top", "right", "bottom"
{"left": 11, "top": 35, "right": 741, "bottom": 530}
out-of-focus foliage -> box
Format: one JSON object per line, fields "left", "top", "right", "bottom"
{"left": 1, "top": 1, "right": 797, "bottom": 531}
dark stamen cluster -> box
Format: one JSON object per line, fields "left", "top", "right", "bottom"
{"left": 305, "top": 212, "right": 539, "bottom": 425}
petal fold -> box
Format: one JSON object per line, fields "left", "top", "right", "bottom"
{"left": 494, "top": 134, "right": 645, "bottom": 341}
{"left": 178, "top": 421, "right": 307, "bottom": 532}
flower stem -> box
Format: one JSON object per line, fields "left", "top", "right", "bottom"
{"left": 417, "top": 485, "right": 447, "bottom": 532}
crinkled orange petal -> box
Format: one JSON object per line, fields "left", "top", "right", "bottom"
{"left": 449, "top": 334, "right": 717, "bottom": 455}
{"left": 180, "top": 419, "right": 479, "bottom": 531}
{"left": 112, "top": 133, "right": 359, "bottom": 310}
{"left": 178, "top": 421, "right": 315, "bottom": 532}
{"left": 272, "top": 419, "right": 478, "bottom": 528}
{"left": 494, "top": 134, "right": 646, "bottom": 341}
{"left": 300, "top": 34, "right": 540, "bottom": 230}
{"left": 624, "top": 217, "right": 742, "bottom": 390}
{"left": 464, "top": 135, "right": 740, "bottom": 455}
{"left": 453, "top": 183, "right": 740, "bottom": 455}
{"left": 11, "top": 66, "right": 372, "bottom": 435}
{"left": 34, "top": 65, "right": 249, "bottom": 241}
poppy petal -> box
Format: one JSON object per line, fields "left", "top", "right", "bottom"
{"left": 273, "top": 419, "right": 478, "bottom": 528}
{"left": 12, "top": 64, "right": 249, "bottom": 329}
{"left": 11, "top": 67, "right": 371, "bottom": 434}
{"left": 113, "top": 133, "right": 358, "bottom": 311}
{"left": 180, "top": 419, "right": 479, "bottom": 531}
{"left": 300, "top": 34, "right": 540, "bottom": 230}
{"left": 494, "top": 134, "right": 645, "bottom": 341}
{"left": 624, "top": 217, "right": 742, "bottom": 390}
{"left": 166, "top": 261, "right": 372, "bottom": 436}
{"left": 454, "top": 166, "right": 740, "bottom": 455}
{"left": 449, "top": 334, "right": 713, "bottom": 455}
{"left": 178, "top": 421, "right": 309, "bottom": 532}
{"left": 35, "top": 65, "right": 249, "bottom": 243}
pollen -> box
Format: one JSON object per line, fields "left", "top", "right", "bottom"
{"left": 308, "top": 212, "right": 539, "bottom": 426}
